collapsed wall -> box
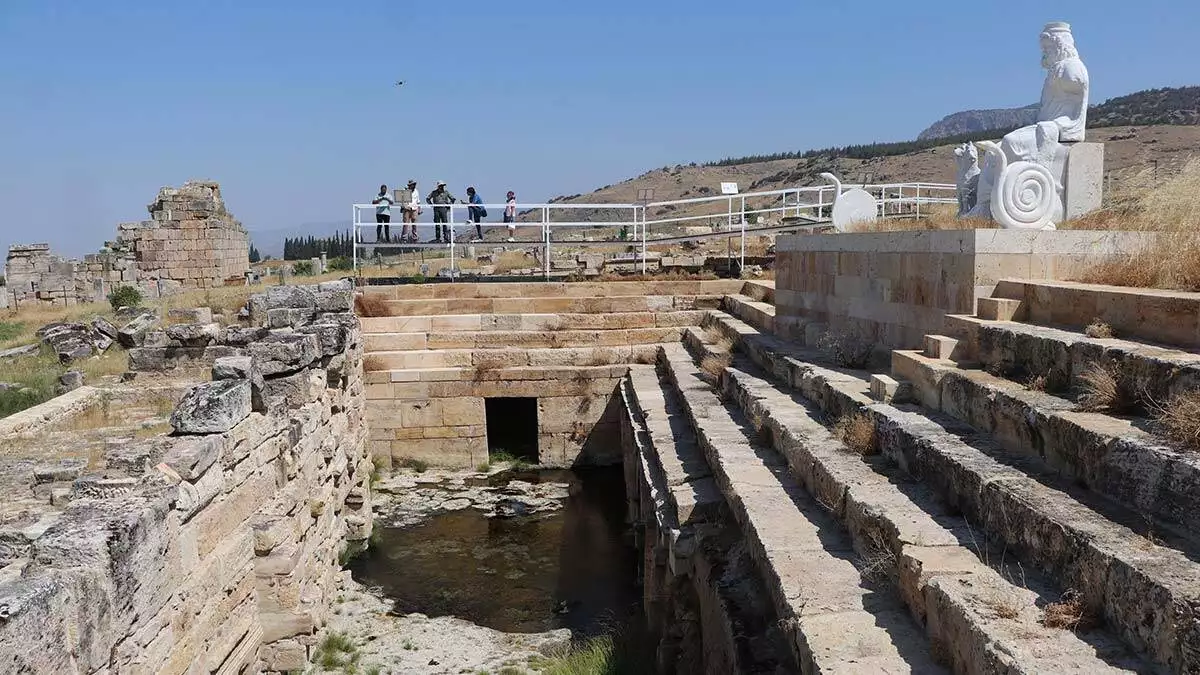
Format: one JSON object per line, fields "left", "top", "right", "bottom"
{"left": 3, "top": 181, "right": 249, "bottom": 307}
{"left": 0, "top": 280, "right": 369, "bottom": 674}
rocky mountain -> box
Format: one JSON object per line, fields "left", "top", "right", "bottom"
{"left": 918, "top": 86, "right": 1200, "bottom": 140}
{"left": 917, "top": 105, "right": 1039, "bottom": 141}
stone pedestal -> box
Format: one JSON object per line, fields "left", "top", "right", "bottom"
{"left": 1064, "top": 142, "right": 1104, "bottom": 220}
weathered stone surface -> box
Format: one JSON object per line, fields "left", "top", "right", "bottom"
{"left": 70, "top": 475, "right": 139, "bottom": 499}
{"left": 33, "top": 459, "right": 87, "bottom": 484}
{"left": 265, "top": 285, "right": 317, "bottom": 310}
{"left": 217, "top": 325, "right": 270, "bottom": 347}
{"left": 170, "top": 379, "right": 252, "bottom": 434}
{"left": 118, "top": 312, "right": 159, "bottom": 348}
{"left": 297, "top": 321, "right": 350, "bottom": 357}
{"left": 262, "top": 370, "right": 324, "bottom": 408}
{"left": 250, "top": 333, "right": 320, "bottom": 376}
{"left": 162, "top": 435, "right": 222, "bottom": 480}
{"left": 58, "top": 370, "right": 84, "bottom": 392}
{"left": 168, "top": 307, "right": 213, "bottom": 324}
{"left": 38, "top": 322, "right": 100, "bottom": 363}
{"left": 267, "top": 307, "right": 314, "bottom": 329}
{"left": 212, "top": 355, "right": 266, "bottom": 413}
{"left": 91, "top": 316, "right": 119, "bottom": 340}
{"left": 164, "top": 322, "right": 220, "bottom": 347}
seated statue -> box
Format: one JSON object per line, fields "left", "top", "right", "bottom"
{"left": 958, "top": 22, "right": 1090, "bottom": 229}
{"left": 1001, "top": 22, "right": 1089, "bottom": 164}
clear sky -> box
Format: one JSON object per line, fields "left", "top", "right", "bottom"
{"left": 1, "top": 0, "right": 1196, "bottom": 257}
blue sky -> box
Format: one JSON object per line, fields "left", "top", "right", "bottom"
{"left": 1, "top": 1, "right": 1196, "bottom": 257}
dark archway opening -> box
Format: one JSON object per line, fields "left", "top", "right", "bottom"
{"left": 485, "top": 397, "right": 539, "bottom": 463}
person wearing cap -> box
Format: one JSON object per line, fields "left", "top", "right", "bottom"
{"left": 372, "top": 184, "right": 393, "bottom": 243}
{"left": 465, "top": 187, "right": 486, "bottom": 241}
{"left": 504, "top": 191, "right": 517, "bottom": 242}
{"left": 426, "top": 181, "right": 457, "bottom": 243}
{"left": 401, "top": 179, "right": 421, "bottom": 243}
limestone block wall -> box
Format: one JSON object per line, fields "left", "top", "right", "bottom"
{"left": 0, "top": 282, "right": 369, "bottom": 674}
{"left": 367, "top": 362, "right": 635, "bottom": 469}
{"left": 774, "top": 229, "right": 1154, "bottom": 351}
{"left": 117, "top": 180, "right": 249, "bottom": 290}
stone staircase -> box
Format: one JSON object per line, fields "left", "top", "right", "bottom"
{"left": 622, "top": 281, "right": 1200, "bottom": 672}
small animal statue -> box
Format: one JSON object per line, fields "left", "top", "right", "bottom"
{"left": 954, "top": 143, "right": 981, "bottom": 216}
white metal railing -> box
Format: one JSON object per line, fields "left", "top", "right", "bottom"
{"left": 350, "top": 181, "right": 956, "bottom": 278}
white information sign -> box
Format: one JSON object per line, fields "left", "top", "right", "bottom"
{"left": 720, "top": 182, "right": 739, "bottom": 195}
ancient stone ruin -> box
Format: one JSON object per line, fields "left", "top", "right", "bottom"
{"left": 3, "top": 180, "right": 249, "bottom": 307}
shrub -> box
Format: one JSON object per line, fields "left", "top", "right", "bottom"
{"left": 1150, "top": 390, "right": 1200, "bottom": 452}
{"left": 699, "top": 353, "right": 732, "bottom": 382}
{"left": 1042, "top": 590, "right": 1097, "bottom": 631}
{"left": 328, "top": 256, "right": 353, "bottom": 271}
{"left": 1076, "top": 363, "right": 1140, "bottom": 414}
{"left": 1084, "top": 319, "right": 1115, "bottom": 339}
{"left": 107, "top": 285, "right": 142, "bottom": 311}
{"left": 833, "top": 411, "right": 877, "bottom": 456}
{"left": 397, "top": 457, "right": 429, "bottom": 473}
{"left": 292, "top": 260, "right": 315, "bottom": 276}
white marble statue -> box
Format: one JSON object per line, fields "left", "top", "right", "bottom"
{"left": 956, "top": 22, "right": 1090, "bottom": 229}
{"left": 954, "top": 143, "right": 981, "bottom": 216}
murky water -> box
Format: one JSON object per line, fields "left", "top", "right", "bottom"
{"left": 349, "top": 466, "right": 641, "bottom": 636}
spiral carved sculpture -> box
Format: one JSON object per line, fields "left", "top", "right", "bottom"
{"left": 990, "top": 160, "right": 1063, "bottom": 230}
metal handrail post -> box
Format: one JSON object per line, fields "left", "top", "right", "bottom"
{"left": 543, "top": 207, "right": 550, "bottom": 280}
{"left": 351, "top": 205, "right": 358, "bottom": 273}
{"left": 640, "top": 210, "right": 647, "bottom": 274}
{"left": 449, "top": 237, "right": 456, "bottom": 281}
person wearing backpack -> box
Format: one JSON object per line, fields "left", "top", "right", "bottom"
{"left": 466, "top": 186, "right": 486, "bottom": 241}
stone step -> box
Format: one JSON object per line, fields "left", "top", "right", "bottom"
{"left": 947, "top": 313, "right": 1200, "bottom": 404}
{"left": 658, "top": 342, "right": 945, "bottom": 673}
{"left": 741, "top": 280, "right": 776, "bottom": 304}
{"left": 990, "top": 279, "right": 1200, "bottom": 349}
{"left": 922, "top": 334, "right": 961, "bottom": 361}
{"left": 623, "top": 366, "right": 794, "bottom": 672}
{"left": 369, "top": 294, "right": 721, "bottom": 316}
{"left": 683, "top": 331, "right": 1149, "bottom": 674}
{"left": 364, "top": 327, "right": 684, "bottom": 352}
{"left": 363, "top": 345, "right": 660, "bottom": 371}
{"left": 703, "top": 310, "right": 1200, "bottom": 672}
{"left": 892, "top": 348, "right": 1200, "bottom": 539}
{"left": 976, "top": 297, "right": 1023, "bottom": 321}
{"left": 359, "top": 311, "right": 706, "bottom": 335}
{"left": 721, "top": 294, "right": 776, "bottom": 334}
{"left": 362, "top": 279, "right": 744, "bottom": 300}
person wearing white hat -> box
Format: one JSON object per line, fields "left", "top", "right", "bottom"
{"left": 426, "top": 180, "right": 457, "bottom": 243}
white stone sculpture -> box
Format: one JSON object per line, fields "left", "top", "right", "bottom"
{"left": 954, "top": 143, "right": 981, "bottom": 216}
{"left": 820, "top": 173, "right": 878, "bottom": 231}
{"left": 955, "top": 21, "right": 1095, "bottom": 230}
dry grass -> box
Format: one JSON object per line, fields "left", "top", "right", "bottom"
{"left": 1083, "top": 319, "right": 1115, "bottom": 339}
{"left": 1042, "top": 590, "right": 1097, "bottom": 632}
{"left": 361, "top": 354, "right": 387, "bottom": 372}
{"left": 354, "top": 293, "right": 391, "bottom": 318}
{"left": 983, "top": 591, "right": 1023, "bottom": 620}
{"left": 1076, "top": 363, "right": 1140, "bottom": 414}
{"left": 1068, "top": 158, "right": 1200, "bottom": 292}
{"left": 1023, "top": 374, "right": 1048, "bottom": 392}
{"left": 491, "top": 250, "right": 537, "bottom": 273}
{"left": 699, "top": 353, "right": 732, "bottom": 382}
{"left": 833, "top": 411, "right": 877, "bottom": 456}
{"left": 857, "top": 531, "right": 897, "bottom": 583}
{"left": 1150, "top": 390, "right": 1200, "bottom": 452}
{"left": 848, "top": 204, "right": 999, "bottom": 233}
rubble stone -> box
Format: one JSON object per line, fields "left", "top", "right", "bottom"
{"left": 250, "top": 333, "right": 320, "bottom": 376}
{"left": 118, "top": 312, "right": 159, "bottom": 348}
{"left": 170, "top": 380, "right": 252, "bottom": 434}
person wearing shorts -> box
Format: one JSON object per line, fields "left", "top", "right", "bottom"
{"left": 372, "top": 184, "right": 393, "bottom": 242}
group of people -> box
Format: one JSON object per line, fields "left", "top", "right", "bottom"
{"left": 371, "top": 180, "right": 518, "bottom": 244}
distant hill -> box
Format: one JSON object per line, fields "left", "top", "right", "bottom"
{"left": 917, "top": 105, "right": 1039, "bottom": 141}
{"left": 918, "top": 86, "right": 1200, "bottom": 140}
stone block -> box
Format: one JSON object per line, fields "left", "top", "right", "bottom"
{"left": 165, "top": 322, "right": 220, "bottom": 347}
{"left": 922, "top": 335, "right": 961, "bottom": 361}
{"left": 267, "top": 307, "right": 314, "bottom": 329}
{"left": 297, "top": 321, "right": 351, "bottom": 357}
{"left": 168, "top": 307, "right": 214, "bottom": 324}
{"left": 211, "top": 355, "right": 265, "bottom": 412}
{"left": 118, "top": 312, "right": 159, "bottom": 347}
{"left": 250, "top": 333, "right": 320, "bottom": 376}
{"left": 162, "top": 435, "right": 222, "bottom": 480}
{"left": 216, "top": 326, "right": 269, "bottom": 347}
{"left": 1064, "top": 142, "right": 1104, "bottom": 220}
{"left": 868, "top": 374, "right": 911, "bottom": 404}
{"left": 171, "top": 380, "right": 252, "bottom": 434}
{"left": 262, "top": 369, "right": 325, "bottom": 408}
{"left": 976, "top": 297, "right": 1023, "bottom": 321}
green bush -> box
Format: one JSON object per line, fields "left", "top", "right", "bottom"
{"left": 328, "top": 256, "right": 353, "bottom": 272}
{"left": 0, "top": 321, "right": 24, "bottom": 343}
{"left": 292, "top": 260, "right": 315, "bottom": 276}
{"left": 107, "top": 285, "right": 143, "bottom": 311}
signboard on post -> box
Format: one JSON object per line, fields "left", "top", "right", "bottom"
{"left": 720, "top": 182, "right": 739, "bottom": 195}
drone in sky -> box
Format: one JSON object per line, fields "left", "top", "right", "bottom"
{"left": 394, "top": 81, "right": 405, "bottom": 87}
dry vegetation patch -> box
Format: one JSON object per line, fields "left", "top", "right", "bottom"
{"left": 1069, "top": 158, "right": 1200, "bottom": 292}
{"left": 818, "top": 330, "right": 875, "bottom": 370}
{"left": 1076, "top": 363, "right": 1140, "bottom": 414}
{"left": 1042, "top": 590, "right": 1097, "bottom": 632}
{"left": 833, "top": 411, "right": 877, "bottom": 456}
{"left": 1084, "top": 319, "right": 1115, "bottom": 339}
{"left": 354, "top": 293, "right": 391, "bottom": 317}
{"left": 1150, "top": 390, "right": 1200, "bottom": 452}
{"left": 699, "top": 353, "right": 732, "bottom": 383}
